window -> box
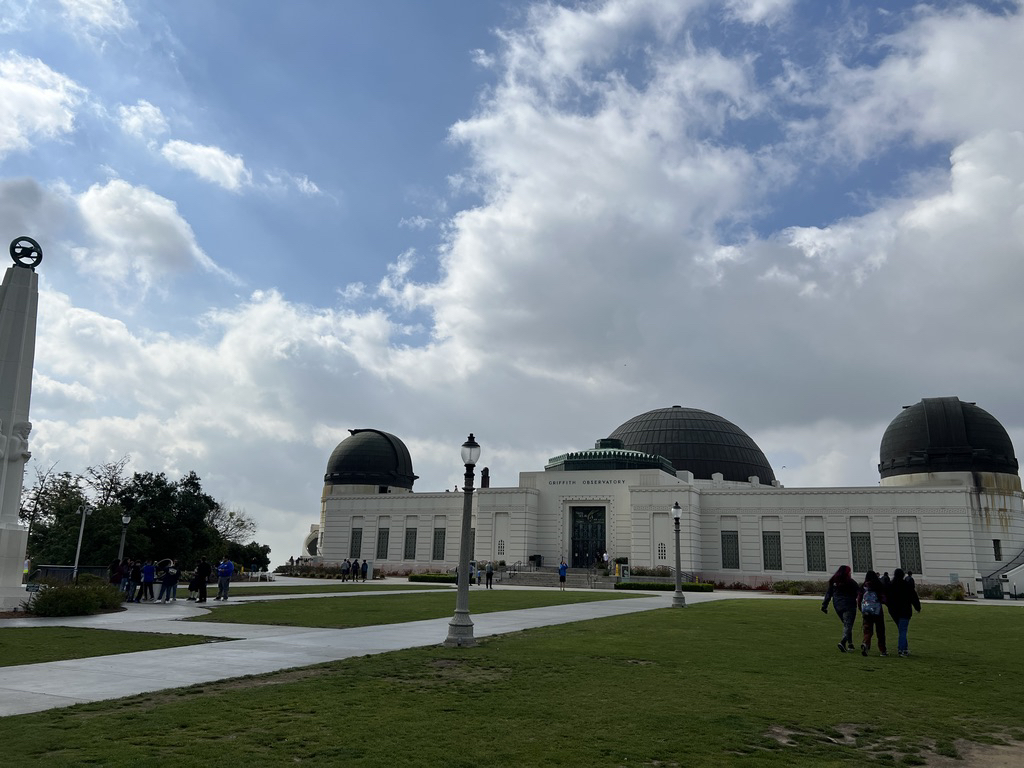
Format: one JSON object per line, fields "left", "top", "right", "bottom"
{"left": 376, "top": 528, "right": 390, "bottom": 560}
{"left": 721, "top": 531, "right": 740, "bottom": 569}
{"left": 404, "top": 528, "right": 417, "bottom": 560}
{"left": 850, "top": 532, "right": 872, "bottom": 574}
{"left": 657, "top": 542, "right": 667, "bottom": 561}
{"left": 349, "top": 528, "right": 362, "bottom": 559}
{"left": 497, "top": 539, "right": 505, "bottom": 557}
{"left": 898, "top": 532, "right": 922, "bottom": 573}
{"left": 994, "top": 539, "right": 1003, "bottom": 562}
{"left": 432, "top": 528, "right": 446, "bottom": 561}
{"left": 805, "top": 532, "right": 826, "bottom": 572}
{"left": 762, "top": 531, "right": 782, "bottom": 571}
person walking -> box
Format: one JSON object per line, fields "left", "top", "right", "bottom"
{"left": 821, "top": 565, "right": 860, "bottom": 652}
{"left": 360, "top": 559, "right": 368, "bottom": 582}
{"left": 886, "top": 568, "right": 922, "bottom": 657}
{"left": 196, "top": 557, "right": 211, "bottom": 603}
{"left": 857, "top": 570, "right": 888, "bottom": 656}
{"left": 215, "top": 556, "right": 234, "bottom": 600}
{"left": 341, "top": 559, "right": 351, "bottom": 582}
{"left": 485, "top": 560, "right": 494, "bottom": 589}
{"left": 558, "top": 559, "right": 568, "bottom": 591}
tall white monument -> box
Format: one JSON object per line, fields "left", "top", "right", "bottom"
{"left": 0, "top": 237, "right": 41, "bottom": 611}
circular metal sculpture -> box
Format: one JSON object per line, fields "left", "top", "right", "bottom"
{"left": 10, "top": 236, "right": 42, "bottom": 269}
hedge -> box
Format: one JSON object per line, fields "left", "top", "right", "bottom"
{"left": 27, "top": 581, "right": 126, "bottom": 616}
{"left": 614, "top": 581, "right": 714, "bottom": 592}
{"left": 408, "top": 573, "right": 457, "bottom": 584}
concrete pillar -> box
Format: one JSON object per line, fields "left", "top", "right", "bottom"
{"left": 0, "top": 241, "right": 40, "bottom": 611}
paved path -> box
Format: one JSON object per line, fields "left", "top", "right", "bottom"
{"left": 0, "top": 580, "right": 696, "bottom": 716}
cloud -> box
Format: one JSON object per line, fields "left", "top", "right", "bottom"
{"left": 73, "top": 179, "right": 237, "bottom": 293}
{"left": 0, "top": 52, "right": 85, "bottom": 158}
{"left": 160, "top": 139, "right": 253, "bottom": 191}
{"left": 59, "top": 0, "right": 133, "bottom": 35}
{"left": 117, "top": 100, "right": 168, "bottom": 140}
{"left": 814, "top": 5, "right": 1024, "bottom": 160}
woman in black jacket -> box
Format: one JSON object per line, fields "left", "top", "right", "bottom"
{"left": 822, "top": 565, "right": 860, "bottom": 652}
{"left": 886, "top": 568, "right": 922, "bottom": 657}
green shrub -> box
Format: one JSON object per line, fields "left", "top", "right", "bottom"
{"left": 614, "top": 581, "right": 713, "bottom": 592}
{"left": 630, "top": 566, "right": 672, "bottom": 578}
{"left": 922, "top": 584, "right": 965, "bottom": 601}
{"left": 770, "top": 580, "right": 829, "bottom": 595}
{"left": 408, "top": 573, "right": 457, "bottom": 584}
{"left": 27, "top": 582, "right": 125, "bottom": 616}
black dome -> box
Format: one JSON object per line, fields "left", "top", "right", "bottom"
{"left": 608, "top": 406, "right": 775, "bottom": 483}
{"left": 878, "top": 397, "right": 1018, "bottom": 479}
{"left": 324, "top": 429, "right": 418, "bottom": 489}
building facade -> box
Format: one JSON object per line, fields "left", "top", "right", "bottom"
{"left": 313, "top": 398, "right": 1024, "bottom": 595}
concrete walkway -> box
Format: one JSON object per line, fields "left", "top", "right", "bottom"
{"left": 0, "top": 579, "right": 696, "bottom": 717}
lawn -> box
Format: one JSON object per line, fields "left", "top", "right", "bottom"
{"left": 185, "top": 588, "right": 646, "bottom": 628}
{"left": 0, "top": 627, "right": 217, "bottom": 667}
{"left": 2, "top": 600, "right": 1022, "bottom": 766}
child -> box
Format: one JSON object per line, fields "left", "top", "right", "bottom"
{"left": 857, "top": 570, "right": 888, "bottom": 656}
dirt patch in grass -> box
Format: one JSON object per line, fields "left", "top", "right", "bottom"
{"left": 763, "top": 724, "right": 1024, "bottom": 766}
{"left": 926, "top": 737, "right": 1024, "bottom": 767}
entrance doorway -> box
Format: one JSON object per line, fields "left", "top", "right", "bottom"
{"left": 571, "top": 506, "right": 606, "bottom": 568}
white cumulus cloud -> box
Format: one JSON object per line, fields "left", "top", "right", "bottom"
{"left": 0, "top": 52, "right": 85, "bottom": 158}
{"left": 161, "top": 139, "right": 253, "bottom": 191}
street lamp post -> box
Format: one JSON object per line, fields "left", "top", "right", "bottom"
{"left": 117, "top": 514, "right": 132, "bottom": 561}
{"left": 72, "top": 504, "right": 92, "bottom": 584}
{"left": 671, "top": 501, "right": 686, "bottom": 608}
{"left": 444, "top": 433, "right": 481, "bottom": 648}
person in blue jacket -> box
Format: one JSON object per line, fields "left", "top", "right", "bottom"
{"left": 558, "top": 560, "right": 568, "bottom": 591}
{"left": 215, "top": 556, "right": 234, "bottom": 601}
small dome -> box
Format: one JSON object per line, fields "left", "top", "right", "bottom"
{"left": 878, "top": 397, "right": 1018, "bottom": 479}
{"left": 608, "top": 406, "right": 775, "bottom": 483}
{"left": 546, "top": 438, "right": 677, "bottom": 474}
{"left": 324, "top": 429, "right": 418, "bottom": 489}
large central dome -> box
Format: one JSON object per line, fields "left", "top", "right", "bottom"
{"left": 608, "top": 406, "right": 776, "bottom": 483}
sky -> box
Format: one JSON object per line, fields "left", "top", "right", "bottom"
{"left": 2, "top": 0, "right": 1023, "bottom": 566}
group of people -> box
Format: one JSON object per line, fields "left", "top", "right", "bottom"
{"left": 474, "top": 561, "right": 495, "bottom": 588}
{"left": 822, "top": 565, "right": 922, "bottom": 657}
{"left": 108, "top": 557, "right": 181, "bottom": 604}
{"left": 108, "top": 555, "right": 237, "bottom": 604}
{"left": 340, "top": 558, "right": 368, "bottom": 582}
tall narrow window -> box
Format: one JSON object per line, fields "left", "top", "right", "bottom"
{"left": 994, "top": 539, "right": 1003, "bottom": 562}
{"left": 805, "top": 532, "right": 826, "bottom": 572}
{"left": 898, "top": 532, "right": 922, "bottom": 573}
{"left": 850, "top": 532, "right": 872, "bottom": 574}
{"left": 376, "top": 528, "right": 390, "bottom": 560}
{"left": 404, "top": 528, "right": 417, "bottom": 560}
{"left": 762, "top": 531, "right": 782, "bottom": 571}
{"left": 349, "top": 528, "right": 362, "bottom": 559}
{"left": 721, "top": 531, "right": 740, "bottom": 569}
{"left": 657, "top": 542, "right": 667, "bottom": 561}
{"left": 432, "top": 528, "right": 446, "bottom": 561}
{"left": 497, "top": 539, "right": 505, "bottom": 556}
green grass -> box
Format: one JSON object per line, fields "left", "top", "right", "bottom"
{"left": 2, "top": 601, "right": 1023, "bottom": 766}
{"left": 185, "top": 588, "right": 647, "bottom": 628}
{"left": 0, "top": 627, "right": 217, "bottom": 667}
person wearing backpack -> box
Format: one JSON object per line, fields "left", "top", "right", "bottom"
{"left": 886, "top": 568, "right": 922, "bottom": 657}
{"left": 857, "top": 570, "right": 888, "bottom": 656}
{"left": 821, "top": 565, "right": 859, "bottom": 652}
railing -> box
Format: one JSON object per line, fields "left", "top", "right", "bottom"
{"left": 983, "top": 547, "right": 1024, "bottom": 580}
{"left": 505, "top": 561, "right": 522, "bottom": 579}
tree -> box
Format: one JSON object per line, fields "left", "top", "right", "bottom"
{"left": 22, "top": 459, "right": 273, "bottom": 569}
{"left": 205, "top": 504, "right": 257, "bottom": 544}
{"left": 226, "top": 541, "right": 272, "bottom": 572}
